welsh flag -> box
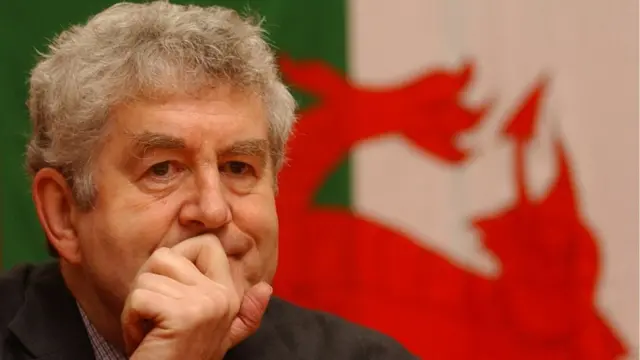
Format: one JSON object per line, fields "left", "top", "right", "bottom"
{"left": 1, "top": 1, "right": 637, "bottom": 359}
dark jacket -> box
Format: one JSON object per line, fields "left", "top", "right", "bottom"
{"left": 0, "top": 262, "right": 417, "bottom": 359}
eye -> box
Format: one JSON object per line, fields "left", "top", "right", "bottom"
{"left": 145, "top": 161, "right": 184, "bottom": 181}
{"left": 220, "top": 161, "right": 254, "bottom": 176}
{"left": 150, "top": 161, "right": 171, "bottom": 176}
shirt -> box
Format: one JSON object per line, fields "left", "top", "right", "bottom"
{"left": 77, "top": 304, "right": 127, "bottom": 360}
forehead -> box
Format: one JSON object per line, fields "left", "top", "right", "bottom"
{"left": 109, "top": 86, "right": 268, "bottom": 147}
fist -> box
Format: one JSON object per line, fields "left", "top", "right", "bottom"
{"left": 121, "top": 235, "right": 272, "bottom": 360}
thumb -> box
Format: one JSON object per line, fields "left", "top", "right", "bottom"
{"left": 226, "top": 281, "right": 272, "bottom": 348}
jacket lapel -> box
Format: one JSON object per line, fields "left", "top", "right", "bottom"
{"left": 7, "top": 262, "right": 95, "bottom": 360}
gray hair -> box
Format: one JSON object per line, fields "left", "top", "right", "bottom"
{"left": 26, "top": 0, "right": 296, "bottom": 210}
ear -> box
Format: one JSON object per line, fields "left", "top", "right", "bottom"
{"left": 32, "top": 168, "right": 83, "bottom": 264}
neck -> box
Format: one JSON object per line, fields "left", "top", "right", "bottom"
{"left": 60, "top": 261, "right": 127, "bottom": 352}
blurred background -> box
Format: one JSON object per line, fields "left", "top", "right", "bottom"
{"left": 0, "top": 0, "right": 637, "bottom": 359}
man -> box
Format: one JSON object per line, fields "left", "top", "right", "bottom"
{"left": 0, "top": 1, "right": 416, "bottom": 359}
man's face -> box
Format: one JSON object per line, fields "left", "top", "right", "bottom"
{"left": 74, "top": 86, "right": 278, "bottom": 312}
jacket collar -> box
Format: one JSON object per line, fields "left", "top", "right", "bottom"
{"left": 7, "top": 261, "right": 95, "bottom": 359}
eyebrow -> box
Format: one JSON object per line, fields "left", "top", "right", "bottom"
{"left": 127, "top": 131, "right": 270, "bottom": 165}
{"left": 220, "top": 139, "right": 270, "bottom": 167}
{"left": 129, "top": 131, "right": 186, "bottom": 158}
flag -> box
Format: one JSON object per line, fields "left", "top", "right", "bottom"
{"left": 1, "top": 0, "right": 637, "bottom": 359}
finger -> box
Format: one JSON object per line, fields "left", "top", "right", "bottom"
{"left": 171, "top": 234, "right": 234, "bottom": 291}
{"left": 121, "top": 288, "right": 173, "bottom": 355}
{"left": 226, "top": 281, "right": 272, "bottom": 348}
{"left": 138, "top": 247, "right": 203, "bottom": 286}
{"left": 133, "top": 272, "right": 188, "bottom": 299}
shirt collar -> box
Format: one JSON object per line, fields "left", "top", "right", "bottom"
{"left": 76, "top": 303, "right": 128, "bottom": 360}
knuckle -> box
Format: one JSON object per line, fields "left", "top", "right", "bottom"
{"left": 129, "top": 288, "right": 148, "bottom": 308}
{"left": 146, "top": 247, "right": 177, "bottom": 270}
{"left": 197, "top": 283, "right": 238, "bottom": 319}
{"left": 151, "top": 247, "right": 173, "bottom": 261}
{"left": 135, "top": 272, "right": 155, "bottom": 287}
{"left": 204, "top": 292, "right": 229, "bottom": 318}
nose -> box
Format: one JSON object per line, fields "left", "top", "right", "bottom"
{"left": 179, "top": 169, "right": 231, "bottom": 231}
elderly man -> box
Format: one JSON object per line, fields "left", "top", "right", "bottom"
{"left": 0, "top": 1, "right": 416, "bottom": 359}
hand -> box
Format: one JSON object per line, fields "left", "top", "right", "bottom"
{"left": 121, "top": 235, "right": 273, "bottom": 360}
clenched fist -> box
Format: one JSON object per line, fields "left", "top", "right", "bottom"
{"left": 121, "top": 235, "right": 272, "bottom": 360}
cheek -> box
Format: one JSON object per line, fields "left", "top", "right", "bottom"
{"left": 233, "top": 193, "right": 278, "bottom": 244}
{"left": 85, "top": 195, "right": 183, "bottom": 260}
{"left": 230, "top": 195, "right": 278, "bottom": 285}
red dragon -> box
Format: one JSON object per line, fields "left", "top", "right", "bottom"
{"left": 271, "top": 55, "right": 627, "bottom": 359}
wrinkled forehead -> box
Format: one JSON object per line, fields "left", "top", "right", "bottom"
{"left": 104, "top": 86, "right": 271, "bottom": 156}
